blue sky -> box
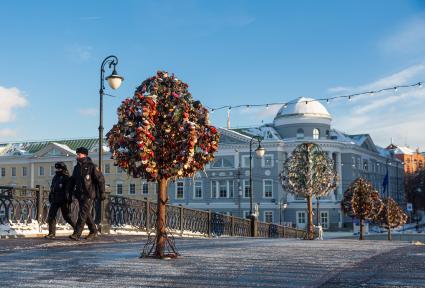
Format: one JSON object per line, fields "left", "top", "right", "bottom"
{"left": 1, "top": 0, "right": 425, "bottom": 148}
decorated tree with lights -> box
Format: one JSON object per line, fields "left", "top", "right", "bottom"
{"left": 341, "top": 178, "right": 384, "bottom": 240}
{"left": 374, "top": 197, "right": 407, "bottom": 241}
{"left": 279, "top": 143, "right": 337, "bottom": 240}
{"left": 107, "top": 71, "right": 219, "bottom": 258}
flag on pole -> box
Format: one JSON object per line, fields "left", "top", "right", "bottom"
{"left": 382, "top": 170, "right": 389, "bottom": 196}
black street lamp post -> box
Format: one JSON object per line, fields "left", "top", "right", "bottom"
{"left": 249, "top": 136, "right": 265, "bottom": 236}
{"left": 99, "top": 55, "right": 124, "bottom": 172}
{"left": 98, "top": 55, "right": 124, "bottom": 233}
{"left": 279, "top": 201, "right": 287, "bottom": 225}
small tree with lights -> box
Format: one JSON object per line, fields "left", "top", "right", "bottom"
{"left": 374, "top": 197, "right": 407, "bottom": 241}
{"left": 279, "top": 143, "right": 337, "bottom": 240}
{"left": 107, "top": 71, "right": 219, "bottom": 258}
{"left": 341, "top": 178, "right": 384, "bottom": 240}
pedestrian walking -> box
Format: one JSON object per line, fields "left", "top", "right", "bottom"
{"left": 68, "top": 147, "right": 105, "bottom": 241}
{"left": 45, "top": 162, "right": 75, "bottom": 239}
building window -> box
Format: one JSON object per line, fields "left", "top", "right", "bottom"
{"left": 363, "top": 160, "right": 369, "bottom": 171}
{"left": 297, "top": 211, "right": 306, "bottom": 225}
{"left": 194, "top": 181, "right": 203, "bottom": 199}
{"left": 117, "top": 166, "right": 124, "bottom": 174}
{"left": 219, "top": 180, "right": 228, "bottom": 198}
{"left": 326, "top": 130, "right": 330, "bottom": 138}
{"left": 243, "top": 179, "right": 250, "bottom": 198}
{"left": 50, "top": 165, "right": 55, "bottom": 176}
{"left": 262, "top": 154, "right": 274, "bottom": 168}
{"left": 263, "top": 179, "right": 273, "bottom": 198}
{"left": 129, "top": 183, "right": 136, "bottom": 195}
{"left": 116, "top": 183, "right": 123, "bottom": 195}
{"left": 39, "top": 166, "right": 45, "bottom": 176}
{"left": 22, "top": 167, "right": 27, "bottom": 177}
{"left": 243, "top": 211, "right": 250, "bottom": 219}
{"left": 264, "top": 211, "right": 273, "bottom": 223}
{"left": 1, "top": 168, "right": 5, "bottom": 177}
{"left": 211, "top": 156, "right": 234, "bottom": 168}
{"left": 11, "top": 167, "right": 16, "bottom": 177}
{"left": 320, "top": 211, "right": 329, "bottom": 229}
{"left": 283, "top": 152, "right": 288, "bottom": 161}
{"left": 176, "top": 181, "right": 184, "bottom": 199}
{"left": 104, "top": 163, "right": 111, "bottom": 174}
{"left": 241, "top": 155, "right": 252, "bottom": 168}
{"left": 313, "top": 128, "right": 320, "bottom": 139}
{"left": 142, "top": 182, "right": 149, "bottom": 194}
{"left": 296, "top": 128, "right": 304, "bottom": 139}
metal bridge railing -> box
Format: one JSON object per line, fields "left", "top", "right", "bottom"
{"left": 0, "top": 185, "right": 307, "bottom": 239}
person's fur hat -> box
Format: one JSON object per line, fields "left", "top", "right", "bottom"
{"left": 54, "top": 162, "right": 68, "bottom": 171}
{"left": 76, "top": 147, "right": 89, "bottom": 155}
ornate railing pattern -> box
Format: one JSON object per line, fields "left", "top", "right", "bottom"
{"left": 1, "top": 186, "right": 307, "bottom": 239}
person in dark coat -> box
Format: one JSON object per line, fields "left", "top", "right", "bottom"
{"left": 45, "top": 162, "right": 76, "bottom": 239}
{"left": 68, "top": 147, "right": 105, "bottom": 240}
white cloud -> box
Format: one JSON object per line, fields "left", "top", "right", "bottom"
{"left": 66, "top": 44, "right": 93, "bottom": 61}
{"left": 0, "top": 86, "right": 28, "bottom": 123}
{"left": 380, "top": 14, "right": 425, "bottom": 57}
{"left": 330, "top": 63, "right": 425, "bottom": 148}
{"left": 327, "top": 86, "right": 352, "bottom": 94}
{"left": 0, "top": 128, "right": 17, "bottom": 137}
{"left": 78, "top": 108, "right": 98, "bottom": 116}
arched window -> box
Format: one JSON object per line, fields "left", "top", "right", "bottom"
{"left": 313, "top": 128, "right": 320, "bottom": 140}
{"left": 296, "top": 128, "right": 304, "bottom": 139}
{"left": 326, "top": 130, "right": 330, "bottom": 138}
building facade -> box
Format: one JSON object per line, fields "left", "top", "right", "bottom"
{"left": 0, "top": 97, "right": 404, "bottom": 230}
{"left": 386, "top": 144, "right": 425, "bottom": 174}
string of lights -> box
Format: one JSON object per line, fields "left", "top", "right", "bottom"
{"left": 207, "top": 81, "right": 423, "bottom": 112}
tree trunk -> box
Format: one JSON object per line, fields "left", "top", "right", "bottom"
{"left": 155, "top": 178, "right": 168, "bottom": 258}
{"left": 387, "top": 227, "right": 392, "bottom": 241}
{"left": 359, "top": 218, "right": 364, "bottom": 240}
{"left": 307, "top": 195, "right": 314, "bottom": 240}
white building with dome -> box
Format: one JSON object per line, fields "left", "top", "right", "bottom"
{"left": 167, "top": 97, "right": 404, "bottom": 230}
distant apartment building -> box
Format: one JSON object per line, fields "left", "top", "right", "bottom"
{"left": 386, "top": 144, "right": 425, "bottom": 174}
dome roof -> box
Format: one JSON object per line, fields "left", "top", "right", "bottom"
{"left": 275, "top": 97, "right": 331, "bottom": 119}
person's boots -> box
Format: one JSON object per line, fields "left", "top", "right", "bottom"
{"left": 69, "top": 233, "right": 80, "bottom": 241}
{"left": 45, "top": 225, "right": 55, "bottom": 239}
{"left": 44, "top": 234, "right": 55, "bottom": 239}
{"left": 84, "top": 231, "right": 98, "bottom": 240}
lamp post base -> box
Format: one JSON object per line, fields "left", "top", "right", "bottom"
{"left": 250, "top": 214, "right": 258, "bottom": 237}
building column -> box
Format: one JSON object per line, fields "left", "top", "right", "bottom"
{"left": 30, "top": 162, "right": 35, "bottom": 188}
{"left": 336, "top": 152, "right": 343, "bottom": 199}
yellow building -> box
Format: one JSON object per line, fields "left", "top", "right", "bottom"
{"left": 0, "top": 139, "right": 157, "bottom": 200}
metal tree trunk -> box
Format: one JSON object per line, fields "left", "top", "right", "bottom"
{"left": 307, "top": 195, "right": 314, "bottom": 240}
{"left": 155, "top": 178, "right": 168, "bottom": 257}
{"left": 359, "top": 218, "right": 364, "bottom": 240}
{"left": 387, "top": 227, "right": 392, "bottom": 241}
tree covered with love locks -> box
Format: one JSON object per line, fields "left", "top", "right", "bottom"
{"left": 279, "top": 143, "right": 337, "bottom": 240}
{"left": 341, "top": 177, "right": 384, "bottom": 240}
{"left": 374, "top": 197, "right": 407, "bottom": 241}
{"left": 107, "top": 71, "right": 219, "bottom": 258}
{"left": 107, "top": 71, "right": 219, "bottom": 181}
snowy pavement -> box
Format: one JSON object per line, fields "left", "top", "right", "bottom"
{"left": 0, "top": 236, "right": 424, "bottom": 287}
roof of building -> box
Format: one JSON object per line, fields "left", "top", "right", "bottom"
{"left": 274, "top": 97, "right": 331, "bottom": 119}
{"left": 0, "top": 138, "right": 98, "bottom": 156}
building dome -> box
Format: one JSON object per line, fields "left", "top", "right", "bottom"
{"left": 275, "top": 97, "right": 331, "bottom": 119}
{"left": 273, "top": 97, "right": 332, "bottom": 140}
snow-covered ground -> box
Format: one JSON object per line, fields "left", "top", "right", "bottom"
{"left": 0, "top": 237, "right": 423, "bottom": 287}
{"left": 0, "top": 222, "right": 208, "bottom": 238}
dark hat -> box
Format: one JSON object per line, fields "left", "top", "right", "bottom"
{"left": 76, "top": 147, "right": 89, "bottom": 155}
{"left": 54, "top": 162, "right": 68, "bottom": 171}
